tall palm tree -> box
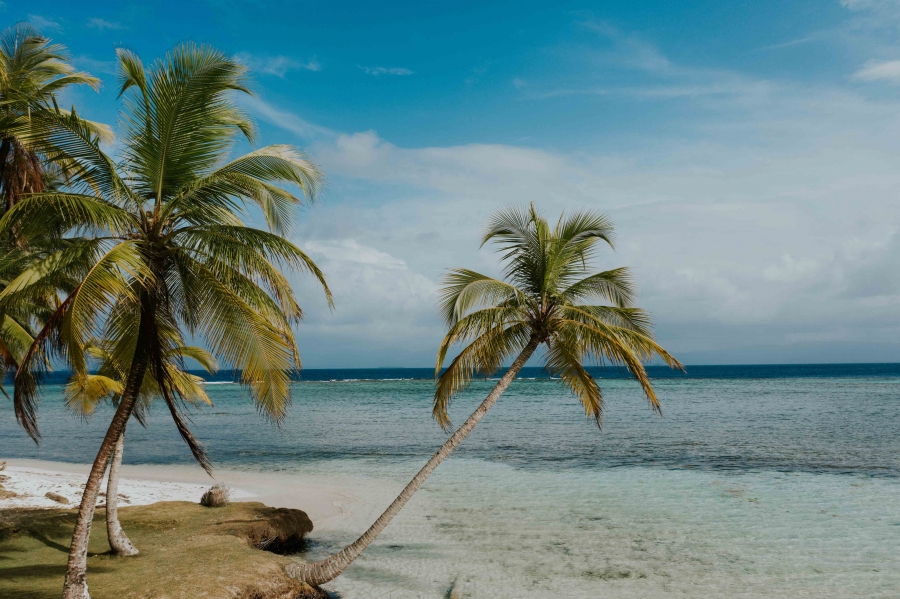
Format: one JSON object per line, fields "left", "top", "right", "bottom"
{"left": 64, "top": 339, "right": 218, "bottom": 556}
{"left": 288, "top": 204, "right": 682, "bottom": 586}
{"left": 0, "top": 24, "right": 106, "bottom": 386}
{"left": 0, "top": 43, "right": 331, "bottom": 599}
{"left": 0, "top": 23, "right": 105, "bottom": 215}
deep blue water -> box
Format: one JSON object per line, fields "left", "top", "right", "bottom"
{"left": 22, "top": 362, "right": 900, "bottom": 385}
{"left": 2, "top": 363, "right": 899, "bottom": 478}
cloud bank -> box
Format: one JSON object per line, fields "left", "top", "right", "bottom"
{"left": 253, "top": 4, "right": 900, "bottom": 367}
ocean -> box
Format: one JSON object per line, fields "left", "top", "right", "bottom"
{"left": 2, "top": 364, "right": 899, "bottom": 598}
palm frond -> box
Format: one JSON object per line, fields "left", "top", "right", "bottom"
{"left": 434, "top": 323, "right": 531, "bottom": 429}
{"left": 545, "top": 334, "right": 604, "bottom": 427}
{"left": 437, "top": 268, "right": 523, "bottom": 327}
{"left": 63, "top": 373, "right": 123, "bottom": 418}
{"left": 165, "top": 146, "right": 323, "bottom": 234}
{"left": 558, "top": 267, "right": 636, "bottom": 307}
{"left": 173, "top": 253, "right": 297, "bottom": 422}
{"left": 0, "top": 193, "right": 136, "bottom": 239}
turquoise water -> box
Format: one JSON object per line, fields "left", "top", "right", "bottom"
{"left": 2, "top": 366, "right": 900, "bottom": 597}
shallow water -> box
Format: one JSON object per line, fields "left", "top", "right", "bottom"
{"left": 2, "top": 366, "right": 899, "bottom": 597}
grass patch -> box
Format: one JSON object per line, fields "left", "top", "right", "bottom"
{"left": 0, "top": 501, "right": 324, "bottom": 599}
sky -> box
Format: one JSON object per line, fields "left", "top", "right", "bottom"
{"left": 8, "top": 0, "right": 900, "bottom": 367}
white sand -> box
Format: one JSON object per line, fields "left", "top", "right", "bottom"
{"left": 0, "top": 461, "right": 250, "bottom": 510}
{"left": 0, "top": 458, "right": 359, "bottom": 527}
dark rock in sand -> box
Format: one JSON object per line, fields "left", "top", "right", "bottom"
{"left": 244, "top": 508, "right": 314, "bottom": 555}
{"left": 45, "top": 492, "right": 69, "bottom": 504}
{"left": 200, "top": 483, "right": 230, "bottom": 508}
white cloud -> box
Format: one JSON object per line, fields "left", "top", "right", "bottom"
{"left": 305, "top": 239, "right": 407, "bottom": 269}
{"left": 294, "top": 238, "right": 439, "bottom": 365}
{"left": 853, "top": 59, "right": 900, "bottom": 82}
{"left": 582, "top": 20, "right": 672, "bottom": 73}
{"left": 236, "top": 96, "right": 334, "bottom": 139}
{"left": 762, "top": 255, "right": 822, "bottom": 283}
{"left": 236, "top": 53, "right": 320, "bottom": 77}
{"left": 360, "top": 66, "right": 414, "bottom": 76}
{"left": 28, "top": 15, "right": 61, "bottom": 31}
{"left": 315, "top": 131, "right": 571, "bottom": 196}
{"left": 86, "top": 18, "right": 124, "bottom": 30}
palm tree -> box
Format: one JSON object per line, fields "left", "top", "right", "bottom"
{"left": 0, "top": 23, "right": 105, "bottom": 215}
{"left": 288, "top": 204, "right": 682, "bottom": 586}
{"left": 0, "top": 43, "right": 331, "bottom": 599}
{"left": 64, "top": 339, "right": 217, "bottom": 556}
{"left": 0, "top": 24, "right": 106, "bottom": 387}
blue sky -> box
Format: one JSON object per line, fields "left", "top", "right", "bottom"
{"left": 9, "top": 1, "right": 900, "bottom": 366}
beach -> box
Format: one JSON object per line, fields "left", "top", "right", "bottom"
{"left": 5, "top": 456, "right": 898, "bottom": 598}
{"left": 3, "top": 368, "right": 900, "bottom": 598}
{"left": 0, "top": 459, "right": 354, "bottom": 526}
{"left": 4, "top": 9, "right": 899, "bottom": 598}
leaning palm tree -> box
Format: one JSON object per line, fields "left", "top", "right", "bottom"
{"left": 65, "top": 339, "right": 217, "bottom": 556}
{"left": 0, "top": 43, "right": 331, "bottom": 599}
{"left": 289, "top": 204, "right": 682, "bottom": 586}
{"left": 0, "top": 23, "right": 106, "bottom": 215}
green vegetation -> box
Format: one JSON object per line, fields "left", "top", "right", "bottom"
{"left": 0, "top": 26, "right": 331, "bottom": 598}
{"left": 0, "top": 23, "right": 107, "bottom": 389}
{"left": 0, "top": 503, "right": 324, "bottom": 599}
{"left": 289, "top": 204, "right": 681, "bottom": 585}
{"left": 0, "top": 23, "right": 105, "bottom": 212}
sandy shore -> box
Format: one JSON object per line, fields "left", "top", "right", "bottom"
{"left": 0, "top": 458, "right": 358, "bottom": 526}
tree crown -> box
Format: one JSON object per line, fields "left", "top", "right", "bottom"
{"left": 434, "top": 204, "right": 682, "bottom": 429}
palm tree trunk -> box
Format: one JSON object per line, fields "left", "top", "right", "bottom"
{"left": 286, "top": 335, "right": 541, "bottom": 586}
{"left": 105, "top": 425, "right": 139, "bottom": 556}
{"left": 62, "top": 322, "right": 151, "bottom": 599}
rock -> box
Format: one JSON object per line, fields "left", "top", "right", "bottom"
{"left": 0, "top": 461, "right": 6, "bottom": 471}
{"left": 200, "top": 483, "right": 230, "bottom": 508}
{"left": 244, "top": 508, "right": 313, "bottom": 554}
{"left": 45, "top": 492, "right": 69, "bottom": 504}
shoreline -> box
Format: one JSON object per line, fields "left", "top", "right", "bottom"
{"left": 0, "top": 458, "right": 358, "bottom": 527}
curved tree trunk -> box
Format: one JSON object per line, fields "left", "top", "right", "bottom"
{"left": 62, "top": 315, "right": 152, "bottom": 599}
{"left": 105, "top": 425, "right": 139, "bottom": 556}
{"left": 287, "top": 335, "right": 540, "bottom": 586}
